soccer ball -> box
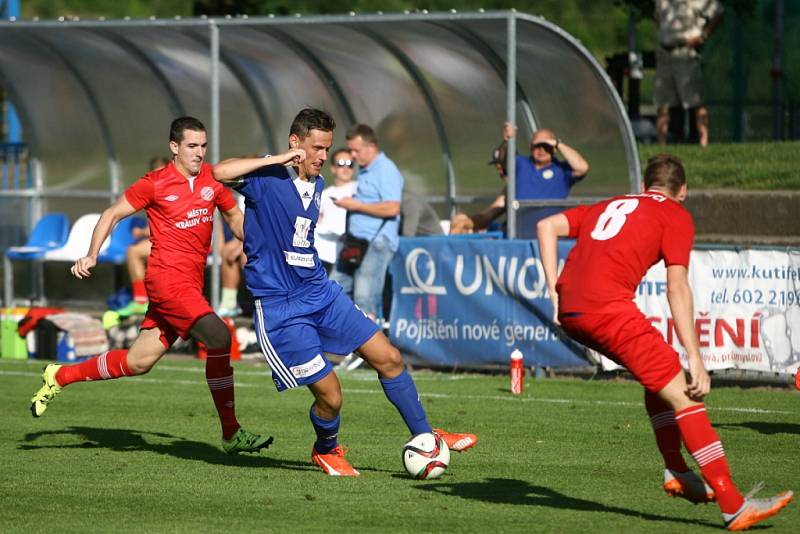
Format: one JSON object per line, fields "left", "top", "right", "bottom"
{"left": 402, "top": 432, "right": 450, "bottom": 479}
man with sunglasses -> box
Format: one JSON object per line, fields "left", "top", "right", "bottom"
{"left": 449, "top": 124, "right": 589, "bottom": 235}
{"left": 315, "top": 149, "right": 357, "bottom": 272}
{"left": 502, "top": 122, "right": 589, "bottom": 201}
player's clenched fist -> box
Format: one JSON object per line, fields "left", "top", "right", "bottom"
{"left": 276, "top": 147, "right": 306, "bottom": 167}
{"left": 71, "top": 256, "right": 96, "bottom": 279}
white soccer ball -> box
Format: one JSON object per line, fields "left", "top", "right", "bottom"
{"left": 402, "top": 432, "right": 450, "bottom": 479}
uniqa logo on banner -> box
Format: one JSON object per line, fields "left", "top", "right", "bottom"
{"left": 401, "top": 248, "right": 446, "bottom": 295}
{"left": 400, "top": 247, "right": 553, "bottom": 300}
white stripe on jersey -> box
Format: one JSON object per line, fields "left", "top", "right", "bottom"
{"left": 254, "top": 299, "right": 299, "bottom": 389}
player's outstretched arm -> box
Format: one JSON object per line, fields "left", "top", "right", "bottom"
{"left": 666, "top": 265, "right": 710, "bottom": 400}
{"left": 71, "top": 196, "right": 137, "bottom": 279}
{"left": 213, "top": 149, "right": 305, "bottom": 183}
{"left": 536, "top": 213, "right": 570, "bottom": 324}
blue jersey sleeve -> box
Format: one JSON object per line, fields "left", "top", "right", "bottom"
{"left": 234, "top": 168, "right": 271, "bottom": 200}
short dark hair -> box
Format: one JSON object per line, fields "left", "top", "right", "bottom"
{"left": 170, "top": 117, "right": 206, "bottom": 144}
{"left": 332, "top": 147, "right": 350, "bottom": 159}
{"left": 290, "top": 108, "right": 336, "bottom": 139}
{"left": 345, "top": 123, "right": 377, "bottom": 145}
{"left": 644, "top": 153, "right": 686, "bottom": 195}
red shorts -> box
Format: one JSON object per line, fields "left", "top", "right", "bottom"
{"left": 142, "top": 279, "right": 213, "bottom": 348}
{"left": 559, "top": 310, "right": 682, "bottom": 393}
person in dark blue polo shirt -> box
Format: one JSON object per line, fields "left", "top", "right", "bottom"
{"left": 448, "top": 124, "right": 589, "bottom": 236}
{"left": 503, "top": 122, "right": 589, "bottom": 202}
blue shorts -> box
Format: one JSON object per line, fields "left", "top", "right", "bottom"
{"left": 252, "top": 280, "right": 379, "bottom": 392}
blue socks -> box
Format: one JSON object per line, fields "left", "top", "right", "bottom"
{"left": 379, "top": 369, "right": 432, "bottom": 435}
{"left": 309, "top": 405, "right": 340, "bottom": 454}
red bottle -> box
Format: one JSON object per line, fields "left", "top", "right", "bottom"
{"left": 510, "top": 349, "right": 524, "bottom": 394}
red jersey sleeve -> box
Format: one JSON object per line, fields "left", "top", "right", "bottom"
{"left": 562, "top": 205, "right": 589, "bottom": 238}
{"left": 124, "top": 174, "right": 155, "bottom": 211}
{"left": 661, "top": 207, "right": 694, "bottom": 267}
{"left": 215, "top": 183, "right": 236, "bottom": 212}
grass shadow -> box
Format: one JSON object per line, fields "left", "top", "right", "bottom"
{"left": 410, "top": 477, "right": 719, "bottom": 529}
{"left": 19, "top": 426, "right": 315, "bottom": 472}
{"left": 716, "top": 421, "right": 800, "bottom": 436}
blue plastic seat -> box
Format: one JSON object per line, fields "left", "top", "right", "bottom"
{"left": 6, "top": 213, "right": 69, "bottom": 260}
{"left": 4, "top": 213, "right": 69, "bottom": 306}
{"left": 97, "top": 216, "right": 146, "bottom": 264}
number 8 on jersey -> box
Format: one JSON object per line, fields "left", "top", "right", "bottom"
{"left": 590, "top": 198, "right": 640, "bottom": 241}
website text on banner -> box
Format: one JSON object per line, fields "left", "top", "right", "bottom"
{"left": 388, "top": 238, "right": 588, "bottom": 368}
{"left": 600, "top": 249, "right": 800, "bottom": 376}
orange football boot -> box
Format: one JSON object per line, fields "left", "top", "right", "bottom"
{"left": 663, "top": 469, "right": 715, "bottom": 504}
{"left": 311, "top": 445, "right": 360, "bottom": 476}
{"left": 724, "top": 487, "right": 793, "bottom": 531}
{"left": 433, "top": 428, "right": 478, "bottom": 452}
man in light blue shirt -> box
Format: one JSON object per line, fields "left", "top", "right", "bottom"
{"left": 330, "top": 124, "right": 403, "bottom": 321}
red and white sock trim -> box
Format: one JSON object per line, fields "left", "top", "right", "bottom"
{"left": 675, "top": 405, "right": 706, "bottom": 420}
{"left": 97, "top": 352, "right": 110, "bottom": 380}
{"left": 649, "top": 411, "right": 677, "bottom": 430}
{"left": 691, "top": 440, "right": 726, "bottom": 467}
{"left": 206, "top": 374, "right": 234, "bottom": 390}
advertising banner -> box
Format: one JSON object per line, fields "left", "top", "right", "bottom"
{"left": 627, "top": 249, "right": 800, "bottom": 375}
{"left": 390, "top": 238, "right": 799, "bottom": 376}
{"left": 388, "top": 237, "right": 589, "bottom": 368}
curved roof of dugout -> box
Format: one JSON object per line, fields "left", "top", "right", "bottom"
{"left": 0, "top": 10, "right": 640, "bottom": 230}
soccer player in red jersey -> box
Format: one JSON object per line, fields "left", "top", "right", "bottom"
{"left": 30, "top": 117, "right": 303, "bottom": 455}
{"left": 537, "top": 154, "right": 792, "bottom": 531}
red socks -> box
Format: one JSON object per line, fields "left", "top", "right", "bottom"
{"left": 644, "top": 390, "right": 689, "bottom": 472}
{"left": 675, "top": 405, "right": 745, "bottom": 514}
{"left": 205, "top": 347, "right": 240, "bottom": 440}
{"left": 132, "top": 279, "right": 147, "bottom": 303}
{"left": 55, "top": 349, "right": 130, "bottom": 386}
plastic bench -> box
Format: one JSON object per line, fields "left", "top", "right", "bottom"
{"left": 4, "top": 213, "right": 69, "bottom": 306}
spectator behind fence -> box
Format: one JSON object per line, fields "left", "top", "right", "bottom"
{"left": 401, "top": 188, "right": 444, "bottom": 237}
{"left": 330, "top": 123, "right": 403, "bottom": 322}
{"left": 449, "top": 146, "right": 508, "bottom": 235}
{"left": 315, "top": 148, "right": 357, "bottom": 272}
{"left": 115, "top": 155, "right": 168, "bottom": 317}
{"left": 655, "top": 0, "right": 724, "bottom": 147}
{"left": 449, "top": 123, "right": 588, "bottom": 235}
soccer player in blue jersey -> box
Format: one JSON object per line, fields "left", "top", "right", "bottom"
{"left": 213, "top": 108, "right": 477, "bottom": 476}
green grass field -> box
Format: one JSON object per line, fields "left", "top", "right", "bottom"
{"left": 1, "top": 357, "right": 798, "bottom": 533}
{"left": 639, "top": 142, "right": 800, "bottom": 190}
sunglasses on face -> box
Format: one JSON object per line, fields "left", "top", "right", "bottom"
{"left": 334, "top": 159, "right": 354, "bottom": 168}
{"left": 531, "top": 142, "right": 554, "bottom": 152}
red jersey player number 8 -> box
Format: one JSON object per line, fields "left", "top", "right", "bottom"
{"left": 590, "top": 198, "right": 640, "bottom": 241}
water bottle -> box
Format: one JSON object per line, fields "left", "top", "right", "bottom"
{"left": 510, "top": 349, "right": 524, "bottom": 394}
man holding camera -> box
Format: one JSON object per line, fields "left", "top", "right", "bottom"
{"left": 501, "top": 122, "right": 589, "bottom": 201}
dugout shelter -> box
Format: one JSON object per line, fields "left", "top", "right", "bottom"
{"left": 0, "top": 10, "right": 639, "bottom": 307}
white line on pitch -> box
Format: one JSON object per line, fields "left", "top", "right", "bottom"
{"left": 2, "top": 369, "right": 794, "bottom": 415}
